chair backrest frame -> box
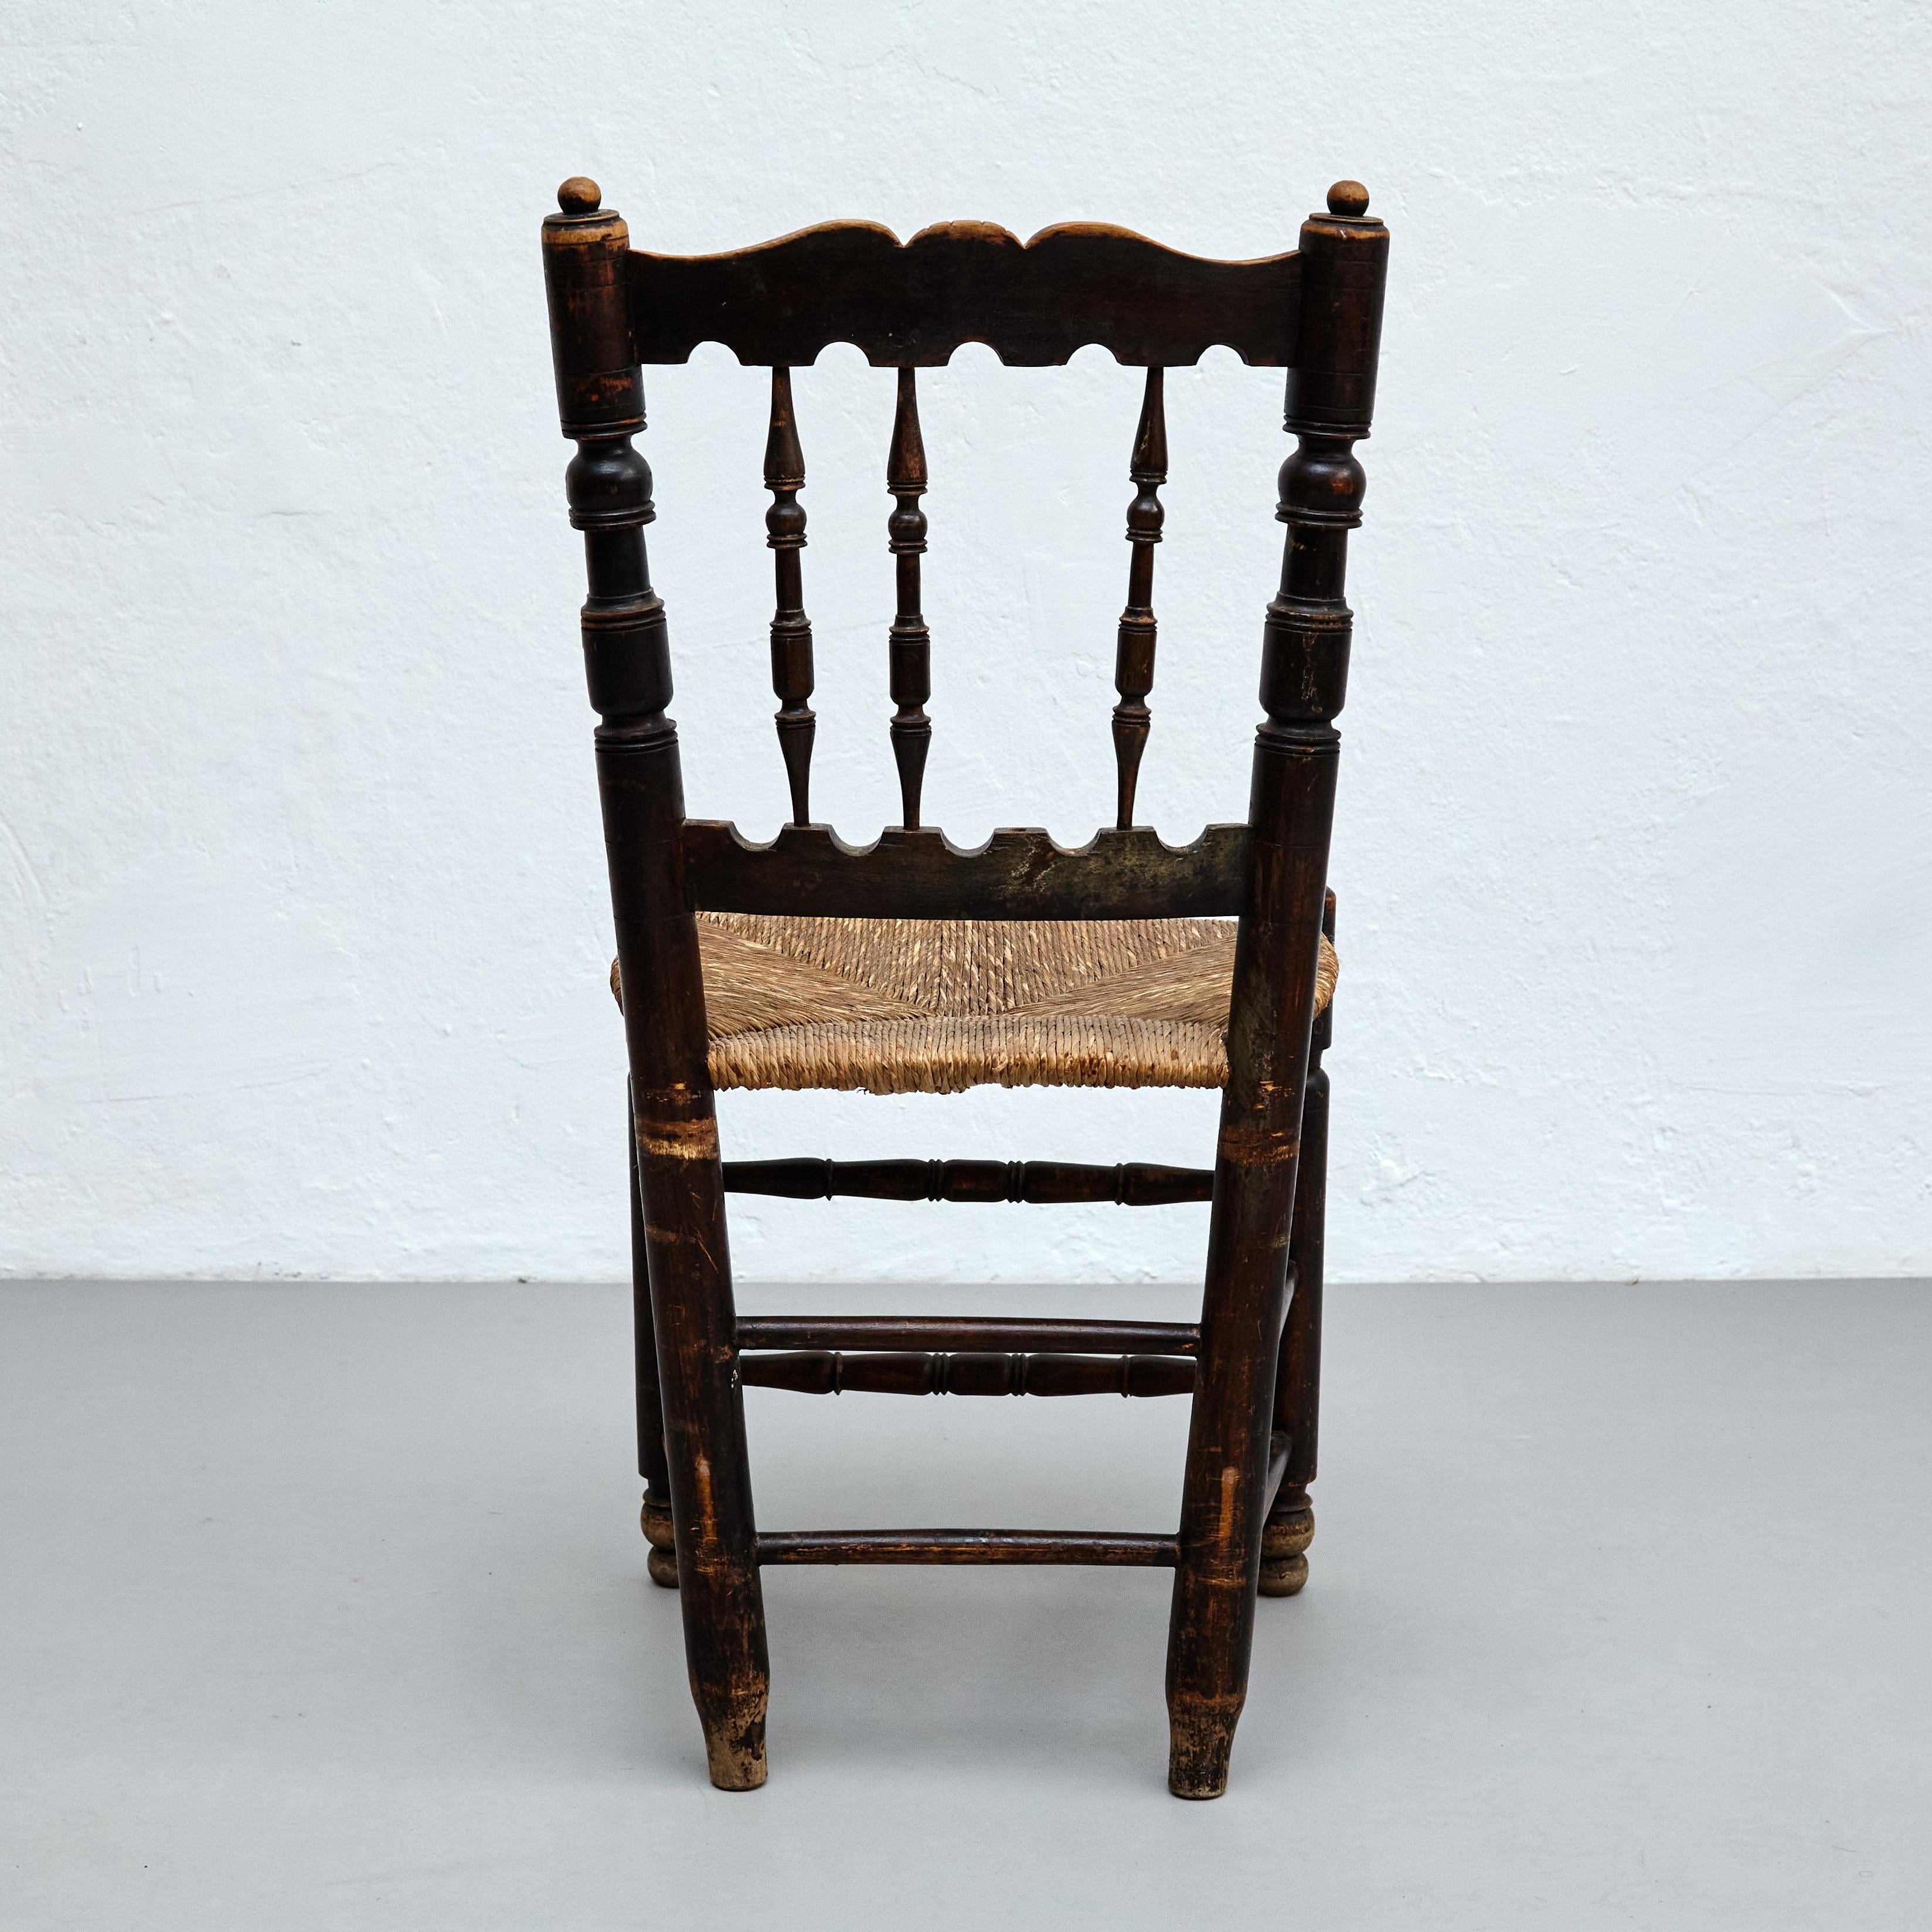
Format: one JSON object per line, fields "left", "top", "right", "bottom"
{"left": 540, "top": 165, "right": 1385, "bottom": 1060}
{"left": 541, "top": 178, "right": 1385, "bottom": 900}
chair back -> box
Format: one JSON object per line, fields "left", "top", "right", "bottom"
{"left": 543, "top": 181, "right": 1386, "bottom": 927}
{"left": 542, "top": 177, "right": 1386, "bottom": 1168}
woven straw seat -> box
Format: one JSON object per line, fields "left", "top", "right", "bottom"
{"left": 613, "top": 911, "right": 1338, "bottom": 1097}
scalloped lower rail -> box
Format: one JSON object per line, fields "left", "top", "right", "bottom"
{"left": 681, "top": 819, "right": 1250, "bottom": 920}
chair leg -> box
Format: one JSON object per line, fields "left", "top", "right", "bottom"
{"left": 1166, "top": 685, "right": 1338, "bottom": 1796}
{"left": 634, "top": 1096, "right": 771, "bottom": 1790}
{"left": 1264, "top": 1056, "right": 1327, "bottom": 1596}
{"left": 1165, "top": 1157, "right": 1297, "bottom": 1798}
{"left": 554, "top": 195, "right": 770, "bottom": 1787}
{"left": 600, "top": 701, "right": 771, "bottom": 1788}
{"left": 628, "top": 1088, "right": 678, "bottom": 1590}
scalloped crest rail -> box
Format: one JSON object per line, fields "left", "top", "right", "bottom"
{"left": 629, "top": 220, "right": 1305, "bottom": 368}
{"left": 541, "top": 172, "right": 1388, "bottom": 1800}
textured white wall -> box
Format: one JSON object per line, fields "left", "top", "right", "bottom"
{"left": 2, "top": 2, "right": 1927, "bottom": 1283}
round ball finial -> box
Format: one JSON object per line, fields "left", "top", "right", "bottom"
{"left": 557, "top": 176, "right": 602, "bottom": 215}
{"left": 1326, "top": 179, "right": 1370, "bottom": 218}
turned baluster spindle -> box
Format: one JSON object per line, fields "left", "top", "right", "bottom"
{"left": 764, "top": 366, "right": 816, "bottom": 824}
{"left": 885, "top": 366, "right": 932, "bottom": 829}
{"left": 1113, "top": 367, "right": 1167, "bottom": 828}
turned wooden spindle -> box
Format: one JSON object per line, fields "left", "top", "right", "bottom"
{"left": 722, "top": 1157, "right": 1213, "bottom": 1205}
{"left": 764, "top": 367, "right": 815, "bottom": 824}
{"left": 759, "top": 1529, "right": 1178, "bottom": 1567}
{"left": 1112, "top": 368, "right": 1167, "bottom": 827}
{"left": 739, "top": 1350, "right": 1198, "bottom": 1399}
{"left": 885, "top": 366, "right": 932, "bottom": 828}
{"left": 735, "top": 1314, "right": 1197, "bottom": 1355}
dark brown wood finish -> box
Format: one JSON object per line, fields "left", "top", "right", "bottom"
{"left": 1265, "top": 1428, "right": 1291, "bottom": 1511}
{"left": 1112, "top": 368, "right": 1168, "bottom": 828}
{"left": 734, "top": 1314, "right": 1199, "bottom": 1356}
{"left": 1263, "top": 887, "right": 1334, "bottom": 1596}
{"left": 886, "top": 367, "right": 933, "bottom": 826}
{"left": 723, "top": 1157, "right": 1213, "bottom": 1205}
{"left": 628, "top": 1084, "right": 676, "bottom": 1589}
{"left": 628, "top": 221, "right": 1304, "bottom": 368}
{"left": 740, "top": 1351, "right": 1197, "bottom": 1398}
{"left": 682, "top": 819, "right": 1249, "bottom": 920}
{"left": 540, "top": 174, "right": 1389, "bottom": 1799}
{"left": 759, "top": 1530, "right": 1179, "bottom": 1567}
{"left": 544, "top": 179, "right": 770, "bottom": 1790}
{"left": 1164, "top": 183, "right": 1385, "bottom": 1799}
{"left": 763, "top": 367, "right": 815, "bottom": 824}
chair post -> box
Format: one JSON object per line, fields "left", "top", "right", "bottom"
{"left": 1166, "top": 183, "right": 1386, "bottom": 1798}
{"left": 1263, "top": 889, "right": 1334, "bottom": 1595}
{"left": 543, "top": 179, "right": 770, "bottom": 1790}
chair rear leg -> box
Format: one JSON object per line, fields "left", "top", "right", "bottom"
{"left": 547, "top": 185, "right": 768, "bottom": 1790}
{"left": 628, "top": 1086, "right": 678, "bottom": 1590}
{"left": 1264, "top": 1058, "right": 1326, "bottom": 1596}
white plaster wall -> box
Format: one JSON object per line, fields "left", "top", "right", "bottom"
{"left": 2, "top": 2, "right": 1927, "bottom": 1283}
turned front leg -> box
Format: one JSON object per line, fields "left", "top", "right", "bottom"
{"left": 629, "top": 1085, "right": 678, "bottom": 1590}
{"left": 1266, "top": 883, "right": 1332, "bottom": 1596}
{"left": 1264, "top": 1055, "right": 1327, "bottom": 1597}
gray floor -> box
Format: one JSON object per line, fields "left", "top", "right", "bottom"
{"left": 2, "top": 1278, "right": 1927, "bottom": 1929}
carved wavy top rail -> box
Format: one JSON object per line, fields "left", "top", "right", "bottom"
{"left": 681, "top": 821, "right": 1251, "bottom": 921}
{"left": 628, "top": 221, "right": 1303, "bottom": 368}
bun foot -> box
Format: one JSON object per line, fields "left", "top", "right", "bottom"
{"left": 1258, "top": 1501, "right": 1314, "bottom": 1598}
{"left": 641, "top": 1491, "right": 679, "bottom": 1589}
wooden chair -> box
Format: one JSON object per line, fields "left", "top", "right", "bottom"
{"left": 539, "top": 175, "right": 1389, "bottom": 1798}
